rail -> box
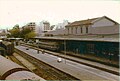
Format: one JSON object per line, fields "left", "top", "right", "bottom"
{"left": 19, "top": 43, "right": 119, "bottom": 75}
{"left": 14, "top": 48, "right": 78, "bottom": 80}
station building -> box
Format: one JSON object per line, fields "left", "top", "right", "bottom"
{"left": 45, "top": 16, "right": 119, "bottom": 38}
{"left": 34, "top": 16, "right": 119, "bottom": 67}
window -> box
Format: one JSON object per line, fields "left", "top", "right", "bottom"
{"left": 76, "top": 27, "right": 78, "bottom": 34}
{"left": 86, "top": 26, "right": 88, "bottom": 33}
{"left": 68, "top": 28, "right": 69, "bottom": 34}
{"left": 81, "top": 27, "right": 82, "bottom": 33}
{"left": 71, "top": 27, "right": 73, "bottom": 34}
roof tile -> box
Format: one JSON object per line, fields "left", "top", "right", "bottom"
{"left": 66, "top": 17, "right": 99, "bottom": 27}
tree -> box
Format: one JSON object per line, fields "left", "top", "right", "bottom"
{"left": 7, "top": 24, "right": 20, "bottom": 38}
{"left": 13, "top": 24, "right": 19, "bottom": 29}
{"left": 20, "top": 28, "right": 32, "bottom": 38}
{"left": 7, "top": 24, "right": 36, "bottom": 39}
{"left": 9, "top": 27, "right": 20, "bottom": 38}
{"left": 25, "top": 31, "right": 36, "bottom": 39}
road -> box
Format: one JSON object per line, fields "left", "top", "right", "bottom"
{"left": 15, "top": 45, "right": 119, "bottom": 81}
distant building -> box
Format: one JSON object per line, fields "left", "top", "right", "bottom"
{"left": 45, "top": 29, "right": 67, "bottom": 36}
{"left": 65, "top": 16, "right": 119, "bottom": 37}
{"left": 25, "top": 22, "right": 36, "bottom": 32}
{"left": 0, "top": 33, "right": 7, "bottom": 38}
{"left": 35, "top": 21, "right": 51, "bottom": 36}
{"left": 43, "top": 21, "right": 50, "bottom": 31}
{"left": 44, "top": 20, "right": 69, "bottom": 36}
{"left": 35, "top": 25, "right": 42, "bottom": 36}
{"left": 0, "top": 29, "right": 7, "bottom": 38}
{"left": 55, "top": 20, "right": 69, "bottom": 30}
{"left": 20, "top": 26, "right": 25, "bottom": 31}
{"left": 50, "top": 25, "right": 55, "bottom": 30}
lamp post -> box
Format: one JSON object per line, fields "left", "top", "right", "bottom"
{"left": 76, "top": 48, "right": 78, "bottom": 54}
{"left": 36, "top": 39, "right": 39, "bottom": 54}
{"left": 64, "top": 39, "right": 66, "bottom": 64}
{"left": 109, "top": 53, "right": 114, "bottom": 63}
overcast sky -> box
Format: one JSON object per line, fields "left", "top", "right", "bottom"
{"left": 0, "top": 0, "right": 120, "bottom": 29}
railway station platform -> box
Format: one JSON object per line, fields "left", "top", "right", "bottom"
{"left": 19, "top": 43, "right": 119, "bottom": 75}
{"left": 15, "top": 46, "right": 119, "bottom": 81}
{"left": 44, "top": 50, "right": 119, "bottom": 75}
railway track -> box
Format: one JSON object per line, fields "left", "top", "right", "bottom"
{"left": 6, "top": 55, "right": 26, "bottom": 67}
{"left": 14, "top": 45, "right": 119, "bottom": 81}
{"left": 20, "top": 43, "right": 119, "bottom": 75}
{"left": 13, "top": 48, "right": 78, "bottom": 80}
{"left": 0, "top": 55, "right": 44, "bottom": 80}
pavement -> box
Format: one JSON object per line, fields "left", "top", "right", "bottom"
{"left": 15, "top": 45, "right": 119, "bottom": 81}
{"left": 45, "top": 50, "right": 119, "bottom": 75}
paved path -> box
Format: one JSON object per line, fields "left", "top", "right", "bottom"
{"left": 15, "top": 46, "right": 119, "bottom": 81}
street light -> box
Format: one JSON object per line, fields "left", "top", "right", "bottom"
{"left": 36, "top": 39, "right": 40, "bottom": 54}
{"left": 109, "top": 53, "right": 114, "bottom": 63}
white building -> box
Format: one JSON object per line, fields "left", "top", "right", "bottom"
{"left": 45, "top": 29, "right": 67, "bottom": 36}
{"left": 65, "top": 16, "right": 119, "bottom": 38}
{"left": 44, "top": 20, "right": 69, "bottom": 36}
{"left": 45, "top": 16, "right": 119, "bottom": 38}
{"left": 0, "top": 29, "right": 7, "bottom": 38}
{"left": 35, "top": 21, "right": 51, "bottom": 36}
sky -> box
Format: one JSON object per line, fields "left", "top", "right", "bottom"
{"left": 0, "top": 0, "right": 120, "bottom": 29}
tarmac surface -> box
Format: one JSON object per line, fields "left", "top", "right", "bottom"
{"left": 15, "top": 45, "right": 119, "bottom": 81}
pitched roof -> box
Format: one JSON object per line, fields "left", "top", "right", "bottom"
{"left": 65, "top": 16, "right": 119, "bottom": 27}
{"left": 0, "top": 33, "right": 7, "bottom": 36}
{"left": 66, "top": 17, "right": 99, "bottom": 27}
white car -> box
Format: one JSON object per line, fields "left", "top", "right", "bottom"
{"left": 57, "top": 58, "right": 62, "bottom": 63}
